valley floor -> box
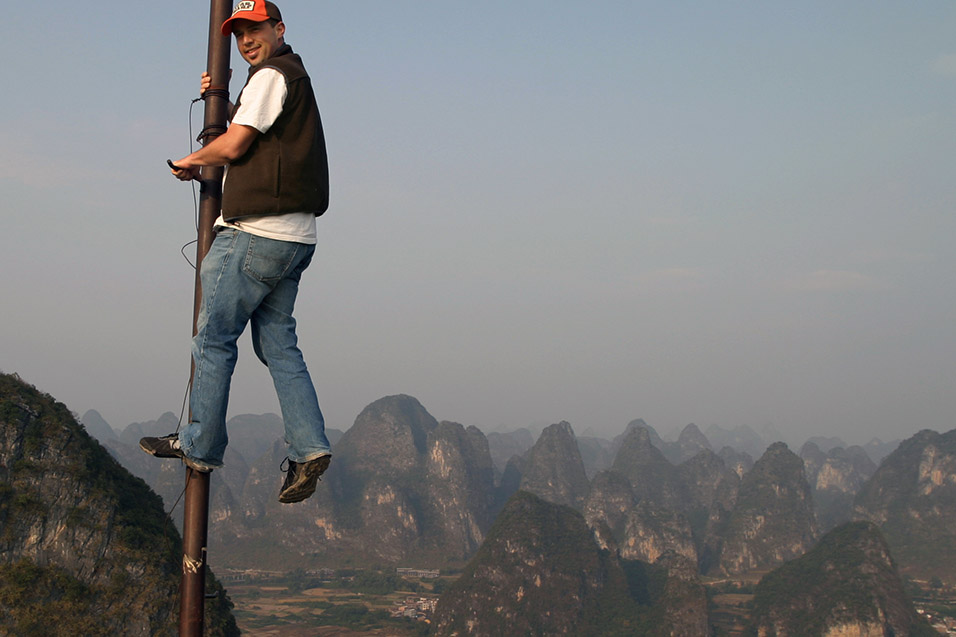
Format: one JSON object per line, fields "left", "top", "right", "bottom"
{"left": 224, "top": 571, "right": 440, "bottom": 636}
{"left": 221, "top": 568, "right": 956, "bottom": 636}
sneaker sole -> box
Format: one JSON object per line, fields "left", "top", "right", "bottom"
{"left": 139, "top": 441, "right": 182, "bottom": 459}
{"left": 278, "top": 456, "right": 330, "bottom": 503}
{"left": 139, "top": 440, "right": 213, "bottom": 472}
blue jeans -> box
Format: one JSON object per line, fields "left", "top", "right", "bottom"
{"left": 178, "top": 227, "right": 331, "bottom": 470}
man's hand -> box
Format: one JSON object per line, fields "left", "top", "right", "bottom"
{"left": 200, "top": 70, "right": 235, "bottom": 117}
{"left": 168, "top": 158, "right": 201, "bottom": 182}
{"left": 167, "top": 122, "right": 257, "bottom": 181}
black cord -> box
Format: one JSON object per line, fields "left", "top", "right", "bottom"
{"left": 178, "top": 96, "right": 204, "bottom": 269}
{"left": 180, "top": 239, "right": 198, "bottom": 268}
{"left": 177, "top": 374, "right": 190, "bottom": 434}
{"left": 159, "top": 373, "right": 194, "bottom": 544}
{"left": 163, "top": 479, "right": 189, "bottom": 552}
{"left": 197, "top": 124, "right": 228, "bottom": 144}
{"left": 195, "top": 88, "right": 229, "bottom": 144}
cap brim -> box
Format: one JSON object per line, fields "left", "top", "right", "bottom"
{"left": 220, "top": 13, "right": 269, "bottom": 36}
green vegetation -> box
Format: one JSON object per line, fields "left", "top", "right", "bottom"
{"left": 317, "top": 603, "right": 384, "bottom": 626}
{"left": 0, "top": 373, "right": 240, "bottom": 635}
{"left": 708, "top": 580, "right": 755, "bottom": 595}
{"left": 582, "top": 557, "right": 671, "bottom": 636}
{"left": 227, "top": 571, "right": 433, "bottom": 636}
{"left": 437, "top": 491, "right": 685, "bottom": 636}
{"left": 924, "top": 603, "right": 956, "bottom": 620}
{"left": 277, "top": 567, "right": 425, "bottom": 596}
{"left": 430, "top": 577, "right": 448, "bottom": 594}
{"left": 315, "top": 604, "right": 429, "bottom": 635}
{"left": 753, "top": 523, "right": 883, "bottom": 625}
{"left": 734, "top": 443, "right": 806, "bottom": 514}
{"left": 749, "top": 521, "right": 937, "bottom": 636}
{"left": 0, "top": 373, "right": 177, "bottom": 562}
{"left": 0, "top": 560, "right": 116, "bottom": 636}
{"left": 346, "top": 569, "right": 422, "bottom": 595}
{"left": 854, "top": 429, "right": 956, "bottom": 582}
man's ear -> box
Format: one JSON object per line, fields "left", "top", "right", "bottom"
{"left": 275, "top": 21, "right": 285, "bottom": 41}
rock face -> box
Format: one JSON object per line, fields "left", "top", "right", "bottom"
{"left": 495, "top": 453, "right": 525, "bottom": 509}
{"left": 610, "top": 418, "right": 666, "bottom": 458}
{"left": 104, "top": 396, "right": 497, "bottom": 570}
{"left": 0, "top": 373, "right": 237, "bottom": 636}
{"left": 485, "top": 428, "right": 535, "bottom": 475}
{"left": 678, "top": 449, "right": 740, "bottom": 527}
{"left": 714, "top": 442, "right": 817, "bottom": 575}
{"left": 705, "top": 423, "right": 770, "bottom": 459}
{"left": 424, "top": 421, "right": 497, "bottom": 558}
{"left": 329, "top": 395, "right": 443, "bottom": 561}
{"left": 613, "top": 421, "right": 713, "bottom": 465}
{"left": 583, "top": 469, "right": 638, "bottom": 553}
{"left": 749, "top": 521, "right": 935, "bottom": 637}
{"left": 611, "top": 426, "right": 682, "bottom": 510}
{"left": 675, "top": 423, "right": 712, "bottom": 464}
{"left": 518, "top": 421, "right": 590, "bottom": 509}
{"left": 105, "top": 411, "right": 346, "bottom": 549}
{"left": 585, "top": 471, "right": 700, "bottom": 568}
{"left": 576, "top": 435, "right": 614, "bottom": 478}
{"left": 619, "top": 500, "right": 697, "bottom": 565}
{"left": 854, "top": 428, "right": 956, "bottom": 584}
{"left": 209, "top": 395, "right": 496, "bottom": 567}
{"left": 655, "top": 551, "right": 711, "bottom": 637}
{"left": 432, "top": 491, "right": 629, "bottom": 636}
{"left": 805, "top": 435, "right": 849, "bottom": 453}
{"left": 862, "top": 437, "right": 900, "bottom": 465}
{"left": 719, "top": 445, "right": 754, "bottom": 477}
{"left": 92, "top": 387, "right": 953, "bottom": 616}
{"left": 677, "top": 448, "right": 740, "bottom": 572}
{"left": 589, "top": 430, "right": 746, "bottom": 573}
{"left": 801, "top": 442, "right": 877, "bottom": 532}
{"left": 432, "top": 491, "right": 709, "bottom": 637}
{"left": 338, "top": 393, "right": 438, "bottom": 476}
{"left": 79, "top": 409, "right": 116, "bottom": 443}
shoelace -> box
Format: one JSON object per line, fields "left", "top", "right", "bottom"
{"left": 278, "top": 456, "right": 328, "bottom": 482}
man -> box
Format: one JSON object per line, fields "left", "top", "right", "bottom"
{"left": 140, "top": 1, "right": 331, "bottom": 504}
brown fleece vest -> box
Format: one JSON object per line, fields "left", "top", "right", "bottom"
{"left": 222, "top": 44, "right": 329, "bottom": 220}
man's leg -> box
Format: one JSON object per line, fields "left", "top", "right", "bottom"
{"left": 250, "top": 242, "right": 331, "bottom": 464}
{"left": 178, "top": 229, "right": 281, "bottom": 468}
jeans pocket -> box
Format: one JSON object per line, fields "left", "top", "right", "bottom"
{"left": 242, "top": 235, "right": 297, "bottom": 284}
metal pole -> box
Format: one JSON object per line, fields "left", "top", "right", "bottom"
{"left": 181, "top": 0, "right": 231, "bottom": 634}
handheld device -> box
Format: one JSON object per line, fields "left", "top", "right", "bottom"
{"left": 167, "top": 159, "right": 203, "bottom": 190}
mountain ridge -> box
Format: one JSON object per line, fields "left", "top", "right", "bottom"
{"left": 0, "top": 372, "right": 238, "bottom": 635}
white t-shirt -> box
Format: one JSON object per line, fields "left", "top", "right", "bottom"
{"left": 214, "top": 68, "right": 318, "bottom": 244}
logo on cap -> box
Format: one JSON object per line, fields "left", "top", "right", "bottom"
{"left": 232, "top": 1, "right": 255, "bottom": 16}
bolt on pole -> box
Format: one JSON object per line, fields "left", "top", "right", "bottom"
{"left": 180, "top": 0, "right": 231, "bottom": 634}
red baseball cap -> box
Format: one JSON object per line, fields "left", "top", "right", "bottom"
{"left": 221, "top": 1, "right": 283, "bottom": 36}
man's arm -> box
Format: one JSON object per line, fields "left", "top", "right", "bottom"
{"left": 169, "top": 123, "right": 257, "bottom": 181}
{"left": 170, "top": 68, "right": 284, "bottom": 182}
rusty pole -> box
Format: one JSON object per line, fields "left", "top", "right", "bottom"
{"left": 181, "top": 0, "right": 231, "bottom": 634}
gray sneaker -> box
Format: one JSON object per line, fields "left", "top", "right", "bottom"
{"left": 139, "top": 433, "right": 212, "bottom": 473}
{"left": 278, "top": 455, "right": 331, "bottom": 503}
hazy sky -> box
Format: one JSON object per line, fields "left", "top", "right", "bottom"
{"left": 3, "top": 1, "right": 954, "bottom": 446}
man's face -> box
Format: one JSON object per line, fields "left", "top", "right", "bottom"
{"left": 232, "top": 18, "right": 285, "bottom": 66}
